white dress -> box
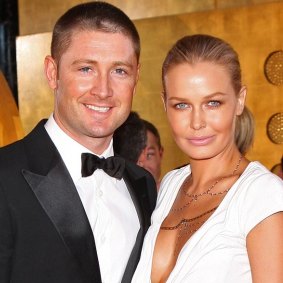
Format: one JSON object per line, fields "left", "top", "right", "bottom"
{"left": 132, "top": 161, "right": 283, "bottom": 283}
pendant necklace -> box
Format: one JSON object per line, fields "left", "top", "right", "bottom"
{"left": 171, "top": 154, "right": 243, "bottom": 212}
{"left": 160, "top": 155, "right": 243, "bottom": 254}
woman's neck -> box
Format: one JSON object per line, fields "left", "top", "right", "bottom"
{"left": 188, "top": 151, "right": 246, "bottom": 194}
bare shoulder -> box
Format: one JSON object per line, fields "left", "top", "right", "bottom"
{"left": 247, "top": 212, "right": 283, "bottom": 283}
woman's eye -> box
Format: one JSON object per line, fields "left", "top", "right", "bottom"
{"left": 207, "top": 101, "right": 221, "bottom": 107}
{"left": 175, "top": 103, "right": 188, "bottom": 109}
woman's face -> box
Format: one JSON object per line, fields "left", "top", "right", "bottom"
{"left": 163, "top": 61, "right": 245, "bottom": 160}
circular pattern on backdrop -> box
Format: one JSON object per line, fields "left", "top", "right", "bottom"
{"left": 266, "top": 112, "right": 283, "bottom": 144}
{"left": 264, "top": 50, "right": 283, "bottom": 86}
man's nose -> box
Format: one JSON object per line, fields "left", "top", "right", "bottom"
{"left": 90, "top": 72, "right": 112, "bottom": 98}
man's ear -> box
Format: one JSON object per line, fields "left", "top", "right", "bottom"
{"left": 159, "top": 146, "right": 164, "bottom": 159}
{"left": 136, "top": 63, "right": 140, "bottom": 84}
{"left": 137, "top": 148, "right": 146, "bottom": 167}
{"left": 236, "top": 86, "right": 246, "bottom": 115}
{"left": 132, "top": 63, "right": 140, "bottom": 96}
{"left": 44, "top": 55, "right": 58, "bottom": 90}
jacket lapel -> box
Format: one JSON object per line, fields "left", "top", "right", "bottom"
{"left": 22, "top": 120, "right": 101, "bottom": 283}
{"left": 121, "top": 164, "right": 156, "bottom": 283}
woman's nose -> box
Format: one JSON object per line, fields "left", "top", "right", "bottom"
{"left": 190, "top": 108, "right": 206, "bottom": 130}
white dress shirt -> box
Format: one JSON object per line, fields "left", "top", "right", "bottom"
{"left": 45, "top": 114, "right": 139, "bottom": 283}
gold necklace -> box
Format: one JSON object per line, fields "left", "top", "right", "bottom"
{"left": 171, "top": 155, "right": 243, "bottom": 212}
{"left": 160, "top": 155, "right": 243, "bottom": 255}
{"left": 160, "top": 206, "right": 218, "bottom": 255}
{"left": 161, "top": 206, "right": 217, "bottom": 230}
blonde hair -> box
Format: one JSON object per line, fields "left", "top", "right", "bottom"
{"left": 162, "top": 34, "right": 254, "bottom": 154}
{"left": 235, "top": 106, "right": 254, "bottom": 154}
{"left": 162, "top": 34, "right": 242, "bottom": 96}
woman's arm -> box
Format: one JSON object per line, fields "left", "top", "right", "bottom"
{"left": 247, "top": 212, "right": 283, "bottom": 283}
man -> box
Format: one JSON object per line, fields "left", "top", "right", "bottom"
{"left": 271, "top": 156, "right": 283, "bottom": 179}
{"left": 137, "top": 120, "right": 164, "bottom": 190}
{"left": 114, "top": 112, "right": 163, "bottom": 190}
{"left": 113, "top": 111, "right": 147, "bottom": 164}
{"left": 0, "top": 2, "right": 156, "bottom": 283}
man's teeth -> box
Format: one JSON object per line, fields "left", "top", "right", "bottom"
{"left": 86, "top": 104, "right": 110, "bottom": 112}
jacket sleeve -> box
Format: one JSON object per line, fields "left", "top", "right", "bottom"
{"left": 0, "top": 184, "right": 14, "bottom": 282}
{"left": 145, "top": 173, "right": 157, "bottom": 214}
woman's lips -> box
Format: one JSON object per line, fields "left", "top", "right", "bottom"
{"left": 188, "top": 135, "right": 215, "bottom": 146}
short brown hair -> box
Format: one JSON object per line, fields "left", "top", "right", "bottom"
{"left": 113, "top": 111, "right": 147, "bottom": 163}
{"left": 51, "top": 1, "right": 140, "bottom": 64}
{"left": 142, "top": 119, "right": 162, "bottom": 149}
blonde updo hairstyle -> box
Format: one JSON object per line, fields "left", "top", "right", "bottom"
{"left": 162, "top": 34, "right": 254, "bottom": 154}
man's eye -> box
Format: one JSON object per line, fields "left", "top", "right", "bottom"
{"left": 80, "top": 67, "right": 91, "bottom": 73}
{"left": 175, "top": 103, "right": 188, "bottom": 109}
{"left": 146, "top": 152, "right": 155, "bottom": 160}
{"left": 114, "top": 68, "right": 127, "bottom": 75}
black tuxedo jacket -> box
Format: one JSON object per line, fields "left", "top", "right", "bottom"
{"left": 0, "top": 120, "right": 157, "bottom": 283}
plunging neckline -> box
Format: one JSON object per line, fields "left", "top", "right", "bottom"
{"left": 151, "top": 162, "right": 253, "bottom": 282}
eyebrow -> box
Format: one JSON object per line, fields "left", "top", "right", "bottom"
{"left": 167, "top": 92, "right": 228, "bottom": 101}
{"left": 71, "top": 59, "right": 96, "bottom": 66}
{"left": 203, "top": 92, "right": 228, "bottom": 99}
{"left": 113, "top": 61, "right": 135, "bottom": 70}
{"left": 147, "top": 146, "right": 156, "bottom": 150}
{"left": 71, "top": 59, "right": 135, "bottom": 69}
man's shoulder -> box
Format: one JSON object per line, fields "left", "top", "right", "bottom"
{"left": 124, "top": 159, "right": 153, "bottom": 180}
{"left": 0, "top": 119, "right": 55, "bottom": 170}
{"left": 124, "top": 159, "right": 157, "bottom": 212}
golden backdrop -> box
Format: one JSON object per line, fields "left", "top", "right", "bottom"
{"left": 18, "top": 0, "right": 215, "bottom": 35}
{"left": 0, "top": 71, "right": 24, "bottom": 146}
{"left": 17, "top": 2, "right": 283, "bottom": 177}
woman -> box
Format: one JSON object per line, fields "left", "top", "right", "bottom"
{"left": 132, "top": 34, "right": 283, "bottom": 283}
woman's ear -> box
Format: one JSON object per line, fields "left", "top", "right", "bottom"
{"left": 161, "top": 91, "right": 167, "bottom": 112}
{"left": 236, "top": 86, "right": 247, "bottom": 115}
{"left": 44, "top": 55, "right": 58, "bottom": 90}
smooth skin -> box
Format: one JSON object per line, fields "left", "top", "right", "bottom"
{"left": 164, "top": 62, "right": 245, "bottom": 162}
{"left": 45, "top": 30, "right": 140, "bottom": 154}
{"left": 150, "top": 61, "right": 283, "bottom": 283}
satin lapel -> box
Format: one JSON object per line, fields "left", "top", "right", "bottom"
{"left": 22, "top": 157, "right": 101, "bottom": 283}
{"left": 121, "top": 166, "right": 153, "bottom": 283}
{"left": 123, "top": 169, "right": 147, "bottom": 231}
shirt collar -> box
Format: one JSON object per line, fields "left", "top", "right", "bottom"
{"left": 44, "top": 114, "right": 114, "bottom": 183}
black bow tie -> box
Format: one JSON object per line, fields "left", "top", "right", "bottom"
{"left": 81, "top": 153, "right": 125, "bottom": 180}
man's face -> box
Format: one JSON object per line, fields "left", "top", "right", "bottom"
{"left": 45, "top": 30, "right": 139, "bottom": 154}
{"left": 138, "top": 130, "right": 163, "bottom": 186}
